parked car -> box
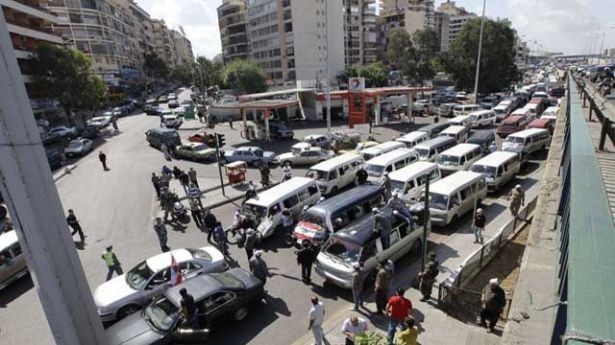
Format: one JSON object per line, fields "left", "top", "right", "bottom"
{"left": 268, "top": 121, "right": 294, "bottom": 139}
{"left": 145, "top": 128, "right": 181, "bottom": 149}
{"left": 188, "top": 131, "right": 217, "bottom": 147}
{"left": 168, "top": 99, "right": 180, "bottom": 108}
{"left": 224, "top": 146, "right": 275, "bottom": 167}
{"left": 48, "top": 126, "right": 76, "bottom": 139}
{"left": 0, "top": 230, "right": 28, "bottom": 290}
{"left": 175, "top": 143, "right": 217, "bottom": 162}
{"left": 158, "top": 95, "right": 168, "bottom": 103}
{"left": 528, "top": 118, "right": 555, "bottom": 134}
{"left": 112, "top": 107, "right": 126, "bottom": 117}
{"left": 65, "top": 138, "right": 93, "bottom": 157}
{"left": 275, "top": 146, "right": 334, "bottom": 167}
{"left": 94, "top": 246, "right": 227, "bottom": 322}
{"left": 168, "top": 93, "right": 177, "bottom": 100}
{"left": 87, "top": 116, "right": 112, "bottom": 129}
{"left": 106, "top": 268, "right": 264, "bottom": 345}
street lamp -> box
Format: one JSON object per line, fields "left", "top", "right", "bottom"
{"left": 325, "top": 0, "right": 331, "bottom": 133}
{"left": 473, "top": 0, "right": 487, "bottom": 104}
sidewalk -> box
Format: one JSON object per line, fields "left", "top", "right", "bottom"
{"left": 168, "top": 176, "right": 249, "bottom": 209}
{"left": 293, "top": 166, "right": 545, "bottom": 345}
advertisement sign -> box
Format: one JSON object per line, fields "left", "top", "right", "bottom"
{"left": 348, "top": 77, "right": 365, "bottom": 92}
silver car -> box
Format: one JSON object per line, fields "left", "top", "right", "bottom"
{"left": 0, "top": 230, "right": 28, "bottom": 290}
{"left": 65, "top": 138, "right": 93, "bottom": 157}
{"left": 94, "top": 246, "right": 227, "bottom": 321}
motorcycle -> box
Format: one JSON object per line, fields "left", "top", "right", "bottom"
{"left": 601, "top": 82, "right": 613, "bottom": 96}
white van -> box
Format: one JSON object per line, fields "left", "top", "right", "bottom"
{"left": 0, "top": 230, "right": 28, "bottom": 290}
{"left": 396, "top": 131, "right": 429, "bottom": 148}
{"left": 510, "top": 107, "right": 533, "bottom": 121}
{"left": 242, "top": 177, "right": 321, "bottom": 237}
{"left": 468, "top": 110, "right": 497, "bottom": 128}
{"left": 438, "top": 125, "right": 469, "bottom": 143}
{"left": 502, "top": 128, "right": 551, "bottom": 157}
{"left": 447, "top": 115, "right": 473, "bottom": 128}
{"left": 307, "top": 153, "right": 364, "bottom": 195}
{"left": 470, "top": 151, "right": 521, "bottom": 192}
{"left": 435, "top": 143, "right": 483, "bottom": 176}
{"left": 360, "top": 141, "right": 406, "bottom": 161}
{"left": 414, "top": 136, "right": 457, "bottom": 162}
{"left": 365, "top": 148, "right": 419, "bottom": 183}
{"left": 541, "top": 106, "right": 559, "bottom": 120}
{"left": 389, "top": 162, "right": 441, "bottom": 202}
{"left": 453, "top": 104, "right": 481, "bottom": 116}
{"left": 424, "top": 171, "right": 488, "bottom": 226}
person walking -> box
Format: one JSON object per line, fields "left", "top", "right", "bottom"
{"left": 296, "top": 240, "right": 316, "bottom": 284}
{"left": 342, "top": 315, "right": 368, "bottom": 345}
{"left": 356, "top": 167, "right": 368, "bottom": 185}
{"left": 213, "top": 222, "right": 228, "bottom": 256}
{"left": 203, "top": 210, "right": 218, "bottom": 243}
{"left": 386, "top": 288, "right": 412, "bottom": 345}
{"left": 260, "top": 164, "right": 271, "bottom": 187}
{"left": 508, "top": 184, "right": 525, "bottom": 218}
{"left": 473, "top": 208, "right": 486, "bottom": 244}
{"left": 418, "top": 252, "right": 439, "bottom": 301}
{"left": 160, "top": 190, "right": 175, "bottom": 222}
{"left": 98, "top": 151, "right": 108, "bottom": 171}
{"left": 249, "top": 251, "right": 271, "bottom": 285}
{"left": 381, "top": 172, "right": 392, "bottom": 200}
{"left": 187, "top": 183, "right": 203, "bottom": 207}
{"left": 368, "top": 116, "right": 374, "bottom": 133}
{"left": 480, "top": 278, "right": 506, "bottom": 333}
{"left": 243, "top": 228, "right": 259, "bottom": 260}
{"left": 151, "top": 173, "right": 161, "bottom": 198}
{"left": 351, "top": 262, "right": 366, "bottom": 311}
{"left": 161, "top": 143, "right": 172, "bottom": 161}
{"left": 179, "top": 288, "right": 199, "bottom": 329}
{"left": 397, "top": 317, "right": 419, "bottom": 345}
{"left": 101, "top": 245, "right": 123, "bottom": 281}
{"left": 66, "top": 209, "right": 84, "bottom": 243}
{"left": 153, "top": 217, "right": 170, "bottom": 252}
{"left": 229, "top": 118, "right": 234, "bottom": 129}
{"left": 375, "top": 261, "right": 392, "bottom": 314}
{"left": 179, "top": 171, "right": 191, "bottom": 193}
{"left": 188, "top": 167, "right": 199, "bottom": 188}
{"left": 281, "top": 209, "right": 294, "bottom": 236}
{"left": 308, "top": 297, "right": 327, "bottom": 345}
{"left": 189, "top": 198, "right": 203, "bottom": 228}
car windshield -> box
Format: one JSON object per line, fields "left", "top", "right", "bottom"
{"left": 211, "top": 272, "right": 245, "bottom": 289}
{"left": 505, "top": 137, "right": 524, "bottom": 144}
{"left": 390, "top": 180, "right": 406, "bottom": 193}
{"left": 193, "top": 144, "right": 209, "bottom": 151}
{"left": 308, "top": 169, "right": 328, "bottom": 181}
{"left": 415, "top": 148, "right": 430, "bottom": 158}
{"left": 323, "top": 237, "right": 361, "bottom": 264}
{"left": 470, "top": 164, "right": 497, "bottom": 178}
{"left": 300, "top": 210, "right": 326, "bottom": 227}
{"left": 421, "top": 192, "right": 449, "bottom": 210}
{"left": 365, "top": 164, "right": 384, "bottom": 177}
{"left": 125, "top": 261, "right": 154, "bottom": 290}
{"left": 291, "top": 147, "right": 303, "bottom": 155}
{"left": 67, "top": 141, "right": 82, "bottom": 148}
{"left": 436, "top": 154, "right": 459, "bottom": 165}
{"left": 186, "top": 248, "right": 212, "bottom": 261}
{"left": 145, "top": 298, "right": 179, "bottom": 332}
{"left": 242, "top": 204, "right": 267, "bottom": 220}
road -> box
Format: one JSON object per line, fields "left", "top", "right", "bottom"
{"left": 0, "top": 92, "right": 547, "bottom": 345}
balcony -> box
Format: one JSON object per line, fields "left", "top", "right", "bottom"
{"left": 6, "top": 22, "right": 63, "bottom": 44}
{"left": 0, "top": 0, "right": 57, "bottom": 23}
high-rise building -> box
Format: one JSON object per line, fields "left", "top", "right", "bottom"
{"left": 1, "top": 0, "right": 63, "bottom": 117}
{"left": 433, "top": 11, "right": 449, "bottom": 52}
{"left": 378, "top": 0, "right": 434, "bottom": 57}
{"left": 434, "top": 1, "right": 474, "bottom": 52}
{"left": 344, "top": 0, "right": 377, "bottom": 66}
{"left": 171, "top": 29, "right": 194, "bottom": 66}
{"left": 244, "top": 0, "right": 344, "bottom": 86}
{"left": 218, "top": 0, "right": 249, "bottom": 64}
{"left": 150, "top": 19, "right": 174, "bottom": 67}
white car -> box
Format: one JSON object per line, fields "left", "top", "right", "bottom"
{"left": 303, "top": 134, "right": 331, "bottom": 148}
{"left": 87, "top": 116, "right": 112, "bottom": 129}
{"left": 276, "top": 146, "right": 334, "bottom": 166}
{"left": 94, "top": 246, "right": 227, "bottom": 322}
{"left": 48, "top": 126, "right": 76, "bottom": 138}
{"left": 162, "top": 114, "right": 183, "bottom": 129}
{"left": 65, "top": 138, "right": 93, "bottom": 157}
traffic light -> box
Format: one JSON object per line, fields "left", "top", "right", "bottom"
{"left": 216, "top": 133, "right": 226, "bottom": 147}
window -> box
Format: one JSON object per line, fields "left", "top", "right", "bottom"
{"left": 308, "top": 185, "right": 318, "bottom": 195}
{"left": 146, "top": 268, "right": 170, "bottom": 289}
{"left": 406, "top": 180, "right": 416, "bottom": 193}
{"left": 298, "top": 188, "right": 311, "bottom": 201}
{"left": 389, "top": 229, "right": 401, "bottom": 246}
{"left": 180, "top": 262, "right": 201, "bottom": 274}
{"left": 11, "top": 243, "right": 22, "bottom": 257}
{"left": 338, "top": 166, "right": 346, "bottom": 176}
{"left": 394, "top": 160, "right": 405, "bottom": 170}
{"left": 269, "top": 204, "right": 280, "bottom": 216}
{"left": 329, "top": 170, "right": 338, "bottom": 180}
{"left": 283, "top": 195, "right": 299, "bottom": 208}
{"left": 200, "top": 292, "right": 235, "bottom": 312}
{"left": 459, "top": 186, "right": 472, "bottom": 200}
{"left": 385, "top": 165, "right": 393, "bottom": 172}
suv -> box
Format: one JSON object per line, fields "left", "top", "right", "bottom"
{"left": 145, "top": 128, "right": 181, "bottom": 149}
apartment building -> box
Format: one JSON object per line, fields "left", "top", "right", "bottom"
{"left": 435, "top": 0, "right": 475, "bottom": 52}
{"left": 218, "top": 0, "right": 249, "bottom": 64}
{"left": 243, "top": 0, "right": 344, "bottom": 86}
{"left": 171, "top": 29, "right": 194, "bottom": 66}
{"left": 378, "top": 0, "right": 434, "bottom": 57}
{"left": 344, "top": 0, "right": 377, "bottom": 66}
{"left": 1, "top": 0, "right": 63, "bottom": 116}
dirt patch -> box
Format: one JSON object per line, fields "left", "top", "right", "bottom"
{"left": 443, "top": 224, "right": 529, "bottom": 325}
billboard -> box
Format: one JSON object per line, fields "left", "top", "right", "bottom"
{"left": 348, "top": 77, "right": 365, "bottom": 92}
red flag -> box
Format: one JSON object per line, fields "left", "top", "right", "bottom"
{"left": 170, "top": 254, "right": 183, "bottom": 286}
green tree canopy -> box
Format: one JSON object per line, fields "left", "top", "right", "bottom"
{"left": 443, "top": 19, "right": 520, "bottom": 93}
{"left": 196, "top": 56, "right": 224, "bottom": 89}
{"left": 385, "top": 27, "right": 440, "bottom": 87}
{"left": 143, "top": 53, "right": 168, "bottom": 79}
{"left": 168, "top": 64, "right": 194, "bottom": 85}
{"left": 338, "top": 62, "right": 390, "bottom": 88}
{"left": 31, "top": 44, "right": 106, "bottom": 125}
{"left": 223, "top": 59, "right": 267, "bottom": 93}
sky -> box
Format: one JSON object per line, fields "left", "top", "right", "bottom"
{"left": 136, "top": 0, "right": 615, "bottom": 59}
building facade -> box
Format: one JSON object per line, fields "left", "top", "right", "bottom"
{"left": 1, "top": 0, "right": 63, "bottom": 117}
{"left": 344, "top": 0, "right": 377, "bottom": 66}
{"left": 377, "top": 0, "right": 434, "bottom": 58}
{"left": 218, "top": 0, "right": 249, "bottom": 64}
{"left": 434, "top": 1, "right": 474, "bottom": 52}
{"left": 244, "top": 0, "right": 344, "bottom": 86}
{"left": 171, "top": 29, "right": 194, "bottom": 66}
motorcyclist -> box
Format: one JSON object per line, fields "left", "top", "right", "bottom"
{"left": 243, "top": 181, "right": 258, "bottom": 204}
{"left": 599, "top": 67, "right": 614, "bottom": 95}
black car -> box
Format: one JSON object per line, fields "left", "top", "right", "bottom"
{"left": 107, "top": 268, "right": 264, "bottom": 345}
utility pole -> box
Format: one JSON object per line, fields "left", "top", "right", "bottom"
{"left": 0, "top": 13, "right": 107, "bottom": 345}
{"left": 215, "top": 133, "right": 226, "bottom": 196}
{"left": 472, "top": 0, "right": 487, "bottom": 104}
{"left": 421, "top": 177, "right": 430, "bottom": 271}
{"left": 325, "top": 0, "right": 331, "bottom": 133}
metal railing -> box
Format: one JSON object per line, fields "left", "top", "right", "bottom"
{"left": 437, "top": 197, "right": 538, "bottom": 312}
{"left": 553, "top": 75, "right": 615, "bottom": 345}
{"left": 574, "top": 77, "right": 615, "bottom": 150}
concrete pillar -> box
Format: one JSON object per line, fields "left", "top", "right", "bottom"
{"left": 265, "top": 111, "right": 271, "bottom": 141}
{"left": 241, "top": 108, "right": 248, "bottom": 139}
{"left": 408, "top": 92, "right": 415, "bottom": 123}
{"left": 375, "top": 95, "right": 381, "bottom": 126}
{"left": 0, "top": 14, "right": 106, "bottom": 344}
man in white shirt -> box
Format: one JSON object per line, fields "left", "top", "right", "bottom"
{"left": 342, "top": 316, "right": 368, "bottom": 345}
{"left": 308, "top": 296, "right": 327, "bottom": 345}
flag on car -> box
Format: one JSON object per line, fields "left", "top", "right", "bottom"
{"left": 170, "top": 254, "right": 183, "bottom": 285}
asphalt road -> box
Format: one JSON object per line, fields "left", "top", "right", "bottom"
{"left": 0, "top": 93, "right": 547, "bottom": 345}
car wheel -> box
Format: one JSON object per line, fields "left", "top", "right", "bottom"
{"left": 233, "top": 307, "right": 248, "bottom": 321}
{"left": 117, "top": 304, "right": 141, "bottom": 319}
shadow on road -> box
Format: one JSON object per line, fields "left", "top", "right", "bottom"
{"left": 0, "top": 275, "right": 34, "bottom": 308}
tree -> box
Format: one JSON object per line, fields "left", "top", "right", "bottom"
{"left": 223, "top": 59, "right": 267, "bottom": 93}
{"left": 143, "top": 53, "right": 168, "bottom": 79}
{"left": 195, "top": 56, "right": 224, "bottom": 89}
{"left": 443, "top": 19, "right": 520, "bottom": 93}
{"left": 385, "top": 28, "right": 414, "bottom": 70}
{"left": 411, "top": 27, "right": 439, "bottom": 87}
{"left": 168, "top": 65, "right": 193, "bottom": 85}
{"left": 31, "top": 44, "right": 106, "bottom": 125}
{"left": 337, "top": 62, "right": 390, "bottom": 88}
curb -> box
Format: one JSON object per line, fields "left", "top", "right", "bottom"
{"left": 53, "top": 164, "right": 77, "bottom": 182}
{"left": 187, "top": 182, "right": 282, "bottom": 211}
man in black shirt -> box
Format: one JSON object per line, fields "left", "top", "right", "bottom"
{"left": 296, "top": 240, "right": 316, "bottom": 283}
{"left": 203, "top": 210, "right": 218, "bottom": 243}
{"left": 66, "top": 209, "right": 84, "bottom": 243}
{"left": 180, "top": 288, "right": 199, "bottom": 329}
{"left": 473, "top": 208, "right": 486, "bottom": 244}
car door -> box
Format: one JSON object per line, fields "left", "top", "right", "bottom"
{"left": 200, "top": 291, "right": 237, "bottom": 324}
{"left": 140, "top": 268, "right": 171, "bottom": 304}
